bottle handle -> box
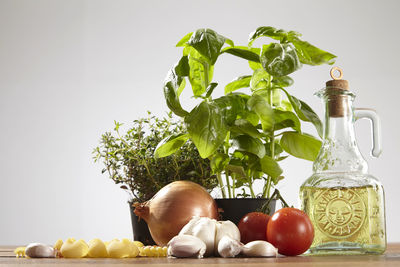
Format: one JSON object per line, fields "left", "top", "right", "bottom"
{"left": 354, "top": 108, "right": 382, "bottom": 157}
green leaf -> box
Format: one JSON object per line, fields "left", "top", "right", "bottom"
{"left": 260, "top": 43, "right": 301, "bottom": 77}
{"left": 210, "top": 153, "right": 229, "bottom": 173}
{"left": 205, "top": 82, "right": 218, "bottom": 98}
{"left": 174, "top": 56, "right": 190, "bottom": 77}
{"left": 188, "top": 28, "right": 226, "bottom": 65}
{"left": 280, "top": 132, "right": 322, "bottom": 161}
{"left": 154, "top": 133, "right": 189, "bottom": 158}
{"left": 225, "top": 164, "right": 247, "bottom": 178}
{"left": 213, "top": 94, "right": 246, "bottom": 125}
{"left": 185, "top": 101, "right": 228, "bottom": 158}
{"left": 248, "top": 94, "right": 274, "bottom": 132}
{"left": 265, "top": 141, "right": 283, "bottom": 157}
{"left": 250, "top": 69, "right": 270, "bottom": 90}
{"left": 225, "top": 38, "right": 234, "bottom": 47}
{"left": 279, "top": 88, "right": 323, "bottom": 138}
{"left": 163, "top": 69, "right": 189, "bottom": 117}
{"left": 176, "top": 32, "right": 193, "bottom": 47}
{"left": 260, "top": 155, "right": 283, "bottom": 179}
{"left": 249, "top": 61, "right": 263, "bottom": 70}
{"left": 232, "top": 135, "right": 265, "bottom": 159}
{"left": 221, "top": 46, "right": 260, "bottom": 62}
{"left": 230, "top": 119, "right": 263, "bottom": 138}
{"left": 225, "top": 75, "right": 251, "bottom": 95}
{"left": 274, "top": 109, "right": 301, "bottom": 132}
{"left": 248, "top": 26, "right": 301, "bottom": 46}
{"left": 187, "top": 47, "right": 214, "bottom": 96}
{"left": 272, "top": 76, "right": 293, "bottom": 87}
{"left": 290, "top": 37, "right": 336, "bottom": 65}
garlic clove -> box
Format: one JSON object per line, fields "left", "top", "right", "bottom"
{"left": 242, "top": 240, "right": 278, "bottom": 257}
{"left": 214, "top": 220, "right": 241, "bottom": 256}
{"left": 179, "top": 216, "right": 216, "bottom": 256}
{"left": 167, "top": 234, "right": 206, "bottom": 258}
{"left": 25, "top": 243, "right": 56, "bottom": 258}
{"left": 217, "top": 236, "right": 243, "bottom": 258}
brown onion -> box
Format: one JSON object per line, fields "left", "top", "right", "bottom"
{"left": 134, "top": 181, "right": 218, "bottom": 246}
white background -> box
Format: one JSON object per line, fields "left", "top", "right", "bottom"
{"left": 0, "top": 0, "right": 399, "bottom": 245}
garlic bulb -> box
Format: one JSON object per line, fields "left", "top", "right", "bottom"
{"left": 214, "top": 220, "right": 241, "bottom": 256}
{"left": 167, "top": 235, "right": 206, "bottom": 258}
{"left": 217, "top": 236, "right": 242, "bottom": 258}
{"left": 25, "top": 243, "right": 56, "bottom": 258}
{"left": 179, "top": 216, "right": 216, "bottom": 256}
{"left": 242, "top": 240, "right": 278, "bottom": 257}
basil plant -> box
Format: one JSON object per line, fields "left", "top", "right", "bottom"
{"left": 155, "top": 26, "right": 336, "bottom": 198}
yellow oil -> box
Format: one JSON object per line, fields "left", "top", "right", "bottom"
{"left": 300, "top": 185, "right": 386, "bottom": 254}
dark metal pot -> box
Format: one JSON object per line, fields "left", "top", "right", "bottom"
{"left": 215, "top": 198, "right": 276, "bottom": 225}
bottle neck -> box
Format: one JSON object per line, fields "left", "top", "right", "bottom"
{"left": 313, "top": 94, "right": 368, "bottom": 173}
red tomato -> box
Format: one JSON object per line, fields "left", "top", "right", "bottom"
{"left": 266, "top": 207, "right": 314, "bottom": 256}
{"left": 238, "top": 212, "right": 271, "bottom": 244}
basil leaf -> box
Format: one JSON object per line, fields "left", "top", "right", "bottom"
{"left": 185, "top": 101, "right": 228, "bottom": 158}
{"left": 222, "top": 46, "right": 260, "bottom": 63}
{"left": 188, "top": 28, "right": 226, "bottom": 65}
{"left": 187, "top": 47, "right": 214, "bottom": 96}
{"left": 250, "top": 69, "right": 270, "bottom": 90}
{"left": 230, "top": 119, "right": 263, "bottom": 138}
{"left": 174, "top": 56, "right": 190, "bottom": 77}
{"left": 260, "top": 155, "right": 283, "bottom": 179}
{"left": 265, "top": 141, "right": 283, "bottom": 157}
{"left": 154, "top": 133, "right": 189, "bottom": 158}
{"left": 213, "top": 94, "right": 246, "bottom": 125}
{"left": 225, "top": 164, "right": 247, "bottom": 179}
{"left": 232, "top": 135, "right": 266, "bottom": 159}
{"left": 210, "top": 153, "right": 229, "bottom": 173}
{"left": 225, "top": 75, "right": 251, "bottom": 95}
{"left": 273, "top": 109, "right": 301, "bottom": 132}
{"left": 261, "top": 43, "right": 301, "bottom": 77}
{"left": 280, "top": 132, "right": 321, "bottom": 161}
{"left": 272, "top": 76, "right": 294, "bottom": 87}
{"left": 163, "top": 69, "right": 189, "bottom": 117}
{"left": 248, "top": 26, "right": 301, "bottom": 46}
{"left": 290, "top": 37, "right": 336, "bottom": 65}
{"left": 176, "top": 32, "right": 193, "bottom": 47}
{"left": 225, "top": 38, "right": 235, "bottom": 47}
{"left": 279, "top": 88, "right": 323, "bottom": 138}
{"left": 205, "top": 82, "right": 218, "bottom": 98}
{"left": 248, "top": 94, "right": 274, "bottom": 132}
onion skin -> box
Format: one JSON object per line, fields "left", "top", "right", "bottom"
{"left": 134, "top": 181, "right": 218, "bottom": 246}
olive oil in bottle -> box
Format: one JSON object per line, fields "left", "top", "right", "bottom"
{"left": 300, "top": 68, "right": 386, "bottom": 254}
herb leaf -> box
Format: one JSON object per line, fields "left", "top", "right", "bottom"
{"left": 261, "top": 43, "right": 301, "bottom": 77}
{"left": 163, "top": 69, "right": 189, "bottom": 117}
{"left": 188, "top": 28, "right": 226, "bottom": 65}
{"left": 155, "top": 133, "right": 189, "bottom": 158}
{"left": 185, "top": 101, "right": 228, "bottom": 158}
{"left": 225, "top": 75, "right": 251, "bottom": 95}
{"left": 280, "top": 132, "right": 321, "bottom": 161}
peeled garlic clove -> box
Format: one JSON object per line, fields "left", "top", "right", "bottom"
{"left": 25, "top": 243, "right": 56, "bottom": 258}
{"left": 167, "top": 234, "right": 206, "bottom": 258}
{"left": 242, "top": 240, "right": 278, "bottom": 257}
{"left": 179, "top": 216, "right": 216, "bottom": 256}
{"left": 217, "top": 236, "right": 243, "bottom": 258}
{"left": 214, "top": 220, "right": 241, "bottom": 256}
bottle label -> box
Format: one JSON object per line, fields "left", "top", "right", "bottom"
{"left": 313, "top": 188, "right": 366, "bottom": 238}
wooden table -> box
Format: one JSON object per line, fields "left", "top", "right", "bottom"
{"left": 1, "top": 244, "right": 400, "bottom": 267}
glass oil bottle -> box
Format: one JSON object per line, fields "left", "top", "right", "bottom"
{"left": 300, "top": 67, "right": 386, "bottom": 255}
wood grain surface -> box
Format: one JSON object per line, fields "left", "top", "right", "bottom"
{"left": 0, "top": 243, "right": 399, "bottom": 267}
